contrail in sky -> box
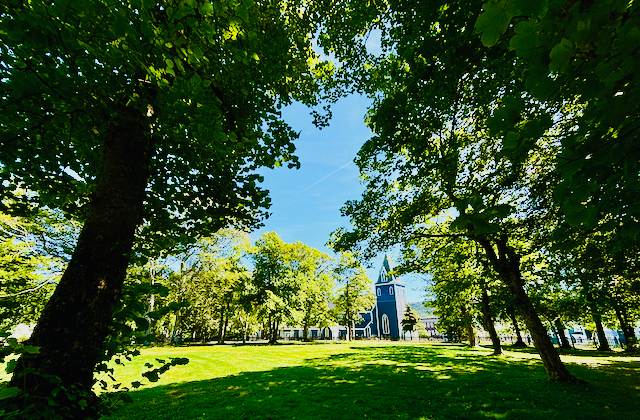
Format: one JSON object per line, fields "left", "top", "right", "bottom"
{"left": 301, "top": 160, "right": 353, "bottom": 193}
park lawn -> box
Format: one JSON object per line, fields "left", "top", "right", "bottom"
{"left": 103, "top": 341, "right": 640, "bottom": 420}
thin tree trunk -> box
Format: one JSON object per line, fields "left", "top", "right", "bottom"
{"left": 480, "top": 287, "right": 502, "bottom": 355}
{"left": 613, "top": 303, "right": 637, "bottom": 352}
{"left": 345, "top": 308, "right": 352, "bottom": 341}
{"left": 242, "top": 316, "right": 248, "bottom": 344}
{"left": 222, "top": 313, "right": 229, "bottom": 342}
{"left": 460, "top": 305, "right": 476, "bottom": 347}
{"left": 268, "top": 318, "right": 279, "bottom": 344}
{"left": 508, "top": 307, "right": 526, "bottom": 347}
{"left": 478, "top": 238, "right": 575, "bottom": 382}
{"left": 592, "top": 310, "right": 610, "bottom": 351}
{"left": 10, "top": 107, "right": 152, "bottom": 403}
{"left": 554, "top": 319, "right": 572, "bottom": 349}
{"left": 217, "top": 301, "right": 226, "bottom": 344}
{"left": 583, "top": 280, "right": 611, "bottom": 351}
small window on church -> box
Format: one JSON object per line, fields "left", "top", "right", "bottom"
{"left": 376, "top": 288, "right": 381, "bottom": 296}
{"left": 389, "top": 286, "right": 394, "bottom": 295}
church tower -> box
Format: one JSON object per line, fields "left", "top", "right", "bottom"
{"left": 374, "top": 255, "right": 407, "bottom": 339}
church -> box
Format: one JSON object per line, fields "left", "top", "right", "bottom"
{"left": 280, "top": 255, "right": 409, "bottom": 340}
{"left": 353, "top": 255, "right": 408, "bottom": 340}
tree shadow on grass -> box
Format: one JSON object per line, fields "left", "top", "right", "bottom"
{"left": 106, "top": 345, "right": 639, "bottom": 420}
{"left": 504, "top": 345, "right": 636, "bottom": 358}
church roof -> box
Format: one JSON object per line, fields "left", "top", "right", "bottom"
{"left": 376, "top": 254, "right": 402, "bottom": 284}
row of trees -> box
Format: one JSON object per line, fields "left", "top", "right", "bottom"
{"left": 1, "top": 221, "right": 377, "bottom": 346}
{"left": 325, "top": 0, "right": 640, "bottom": 384}
{"left": 123, "top": 230, "right": 375, "bottom": 345}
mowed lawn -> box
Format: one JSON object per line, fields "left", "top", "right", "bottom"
{"left": 102, "top": 341, "right": 640, "bottom": 420}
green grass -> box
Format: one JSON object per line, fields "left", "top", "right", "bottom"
{"left": 102, "top": 341, "right": 640, "bottom": 419}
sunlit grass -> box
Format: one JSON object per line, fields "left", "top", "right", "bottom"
{"left": 101, "top": 341, "right": 639, "bottom": 419}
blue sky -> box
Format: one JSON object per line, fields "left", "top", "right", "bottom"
{"left": 253, "top": 95, "right": 427, "bottom": 303}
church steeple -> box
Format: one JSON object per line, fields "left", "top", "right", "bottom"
{"left": 376, "top": 254, "right": 397, "bottom": 284}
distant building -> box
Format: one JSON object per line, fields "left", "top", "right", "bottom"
{"left": 421, "top": 316, "right": 439, "bottom": 337}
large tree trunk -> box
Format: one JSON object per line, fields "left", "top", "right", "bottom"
{"left": 10, "top": 107, "right": 152, "bottom": 403}
{"left": 478, "top": 238, "right": 575, "bottom": 382}
{"left": 592, "top": 310, "right": 610, "bottom": 351}
{"left": 508, "top": 307, "right": 527, "bottom": 347}
{"left": 480, "top": 287, "right": 502, "bottom": 355}
{"left": 554, "top": 319, "right": 572, "bottom": 350}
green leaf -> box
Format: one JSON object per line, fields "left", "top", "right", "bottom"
{"left": 509, "top": 21, "right": 538, "bottom": 58}
{"left": 475, "top": 1, "right": 512, "bottom": 47}
{"left": 21, "top": 345, "right": 39, "bottom": 354}
{"left": 549, "top": 38, "right": 574, "bottom": 73}
{"left": 510, "top": 0, "right": 548, "bottom": 17}
{"left": 200, "top": 2, "right": 214, "bottom": 16}
{"left": 0, "top": 386, "right": 20, "bottom": 401}
{"left": 5, "top": 359, "right": 17, "bottom": 373}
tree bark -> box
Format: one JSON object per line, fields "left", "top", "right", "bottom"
{"left": 10, "top": 107, "right": 152, "bottom": 400}
{"left": 460, "top": 305, "right": 476, "bottom": 347}
{"left": 223, "top": 301, "right": 230, "bottom": 341}
{"left": 592, "top": 310, "right": 611, "bottom": 351}
{"left": 507, "top": 307, "right": 527, "bottom": 347}
{"left": 554, "top": 319, "right": 572, "bottom": 349}
{"left": 480, "top": 287, "right": 502, "bottom": 355}
{"left": 242, "top": 316, "right": 248, "bottom": 344}
{"left": 478, "top": 237, "right": 575, "bottom": 382}
{"left": 613, "top": 303, "right": 637, "bottom": 352}
{"left": 268, "top": 318, "right": 279, "bottom": 344}
{"left": 217, "top": 302, "right": 226, "bottom": 344}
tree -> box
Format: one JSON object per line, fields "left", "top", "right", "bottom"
{"left": 196, "top": 230, "right": 251, "bottom": 344}
{"left": 289, "top": 243, "right": 335, "bottom": 341}
{"left": 405, "top": 236, "right": 502, "bottom": 352}
{"left": 1, "top": 0, "right": 328, "bottom": 408}
{"left": 333, "top": 253, "right": 374, "bottom": 341}
{"left": 323, "top": 0, "right": 574, "bottom": 381}
{"left": 474, "top": 0, "right": 640, "bottom": 351}
{"left": 401, "top": 306, "right": 419, "bottom": 340}
{"left": 250, "top": 232, "right": 301, "bottom": 344}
